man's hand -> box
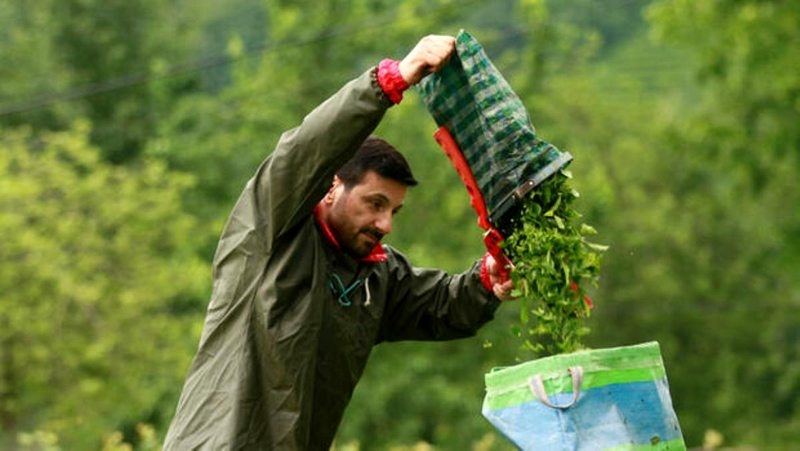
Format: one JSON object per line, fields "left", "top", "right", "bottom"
{"left": 398, "top": 35, "right": 456, "bottom": 86}
{"left": 486, "top": 254, "right": 516, "bottom": 301}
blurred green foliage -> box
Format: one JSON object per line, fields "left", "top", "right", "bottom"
{"left": 1, "top": 0, "right": 798, "bottom": 449}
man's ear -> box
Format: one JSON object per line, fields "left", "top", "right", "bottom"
{"left": 325, "top": 175, "right": 342, "bottom": 204}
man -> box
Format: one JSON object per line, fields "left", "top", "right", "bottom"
{"left": 163, "top": 34, "right": 514, "bottom": 450}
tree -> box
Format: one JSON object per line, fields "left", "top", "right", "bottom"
{"left": 0, "top": 0, "right": 210, "bottom": 163}
{"left": 537, "top": 0, "right": 800, "bottom": 446}
{"left": 0, "top": 122, "right": 207, "bottom": 449}
{"left": 4, "top": 0, "right": 797, "bottom": 447}
{"left": 642, "top": 0, "right": 799, "bottom": 444}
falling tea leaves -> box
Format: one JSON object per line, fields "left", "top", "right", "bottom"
{"left": 504, "top": 171, "right": 607, "bottom": 357}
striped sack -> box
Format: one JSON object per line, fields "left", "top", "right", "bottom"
{"left": 418, "top": 30, "right": 572, "bottom": 232}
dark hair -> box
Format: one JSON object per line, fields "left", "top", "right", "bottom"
{"left": 337, "top": 136, "right": 418, "bottom": 188}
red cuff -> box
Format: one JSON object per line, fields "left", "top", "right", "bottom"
{"left": 377, "top": 59, "right": 409, "bottom": 104}
{"left": 479, "top": 252, "right": 495, "bottom": 293}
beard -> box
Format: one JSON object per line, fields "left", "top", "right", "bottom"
{"left": 343, "top": 226, "right": 384, "bottom": 258}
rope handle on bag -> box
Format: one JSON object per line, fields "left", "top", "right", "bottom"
{"left": 528, "top": 366, "right": 584, "bottom": 410}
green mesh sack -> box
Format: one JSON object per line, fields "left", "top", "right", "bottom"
{"left": 418, "top": 30, "right": 572, "bottom": 235}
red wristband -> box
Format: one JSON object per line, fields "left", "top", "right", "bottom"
{"left": 377, "top": 59, "right": 409, "bottom": 104}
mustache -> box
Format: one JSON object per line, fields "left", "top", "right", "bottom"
{"left": 360, "top": 227, "right": 384, "bottom": 242}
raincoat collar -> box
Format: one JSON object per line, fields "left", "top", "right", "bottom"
{"left": 313, "top": 204, "right": 388, "bottom": 263}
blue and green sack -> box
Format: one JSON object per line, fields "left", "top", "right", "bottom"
{"left": 482, "top": 342, "right": 686, "bottom": 450}
{"left": 419, "top": 33, "right": 685, "bottom": 449}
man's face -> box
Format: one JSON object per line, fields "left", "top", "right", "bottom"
{"left": 324, "top": 170, "right": 408, "bottom": 258}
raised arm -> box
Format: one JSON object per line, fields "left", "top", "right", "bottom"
{"left": 221, "top": 35, "right": 458, "bottom": 254}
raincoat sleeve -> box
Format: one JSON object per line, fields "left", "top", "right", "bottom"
{"left": 378, "top": 248, "right": 502, "bottom": 342}
{"left": 218, "top": 68, "right": 393, "bottom": 256}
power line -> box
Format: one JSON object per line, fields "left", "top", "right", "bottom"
{"left": 0, "top": 0, "right": 490, "bottom": 118}
{"left": 0, "top": 0, "right": 692, "bottom": 119}
{"left": 0, "top": 30, "right": 346, "bottom": 117}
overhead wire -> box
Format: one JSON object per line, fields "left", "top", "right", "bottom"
{"left": 0, "top": 0, "right": 491, "bottom": 118}
{"left": 0, "top": 0, "right": 693, "bottom": 119}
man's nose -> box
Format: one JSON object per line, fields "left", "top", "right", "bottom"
{"left": 374, "top": 211, "right": 393, "bottom": 235}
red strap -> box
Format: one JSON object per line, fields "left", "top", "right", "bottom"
{"left": 483, "top": 228, "right": 511, "bottom": 282}
{"left": 434, "top": 126, "right": 511, "bottom": 282}
{"left": 433, "top": 127, "right": 491, "bottom": 230}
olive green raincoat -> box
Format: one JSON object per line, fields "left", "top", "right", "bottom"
{"left": 163, "top": 67, "right": 501, "bottom": 450}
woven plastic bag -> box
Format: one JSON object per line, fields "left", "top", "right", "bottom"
{"left": 482, "top": 342, "right": 686, "bottom": 450}
{"left": 418, "top": 30, "right": 572, "bottom": 235}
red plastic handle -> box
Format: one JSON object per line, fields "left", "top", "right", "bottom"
{"left": 483, "top": 228, "right": 512, "bottom": 282}
{"left": 433, "top": 126, "right": 511, "bottom": 282}
{"left": 433, "top": 127, "right": 491, "bottom": 231}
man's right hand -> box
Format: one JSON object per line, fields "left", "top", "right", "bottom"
{"left": 485, "top": 254, "right": 516, "bottom": 301}
{"left": 398, "top": 35, "right": 456, "bottom": 86}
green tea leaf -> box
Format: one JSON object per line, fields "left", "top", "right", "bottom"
{"left": 505, "top": 173, "right": 607, "bottom": 357}
{"left": 580, "top": 223, "right": 598, "bottom": 235}
{"left": 585, "top": 241, "right": 610, "bottom": 252}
